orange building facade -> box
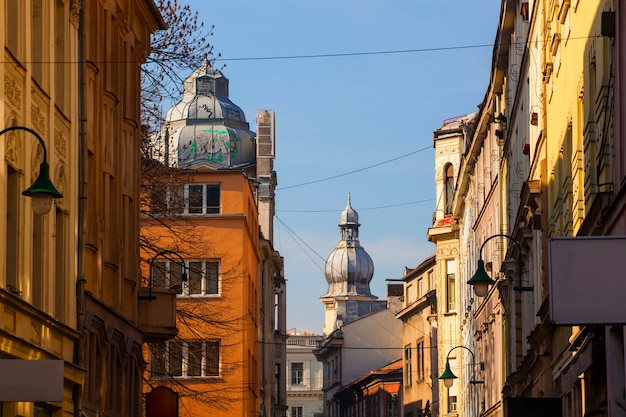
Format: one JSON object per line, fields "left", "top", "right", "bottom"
{"left": 140, "top": 63, "right": 286, "bottom": 417}
{"left": 141, "top": 170, "right": 263, "bottom": 416}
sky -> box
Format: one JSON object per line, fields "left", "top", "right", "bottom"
{"left": 180, "top": 0, "right": 502, "bottom": 333}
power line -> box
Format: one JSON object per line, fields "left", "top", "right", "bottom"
{"left": 0, "top": 35, "right": 601, "bottom": 66}
{"left": 212, "top": 35, "right": 599, "bottom": 62}
{"left": 277, "top": 146, "right": 431, "bottom": 191}
{"left": 214, "top": 43, "right": 494, "bottom": 62}
{"left": 275, "top": 215, "right": 327, "bottom": 272}
{"left": 277, "top": 198, "right": 434, "bottom": 213}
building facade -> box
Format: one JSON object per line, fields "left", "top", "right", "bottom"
{"left": 315, "top": 198, "right": 403, "bottom": 417}
{"left": 396, "top": 256, "right": 438, "bottom": 417}
{"left": 286, "top": 330, "right": 324, "bottom": 417}
{"left": 141, "top": 62, "right": 286, "bottom": 417}
{"left": 335, "top": 360, "right": 403, "bottom": 417}
{"left": 427, "top": 115, "right": 470, "bottom": 417}
{"left": 1, "top": 1, "right": 163, "bottom": 416}
{"left": 432, "top": 1, "right": 626, "bottom": 417}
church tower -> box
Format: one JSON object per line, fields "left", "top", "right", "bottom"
{"left": 321, "top": 194, "right": 385, "bottom": 337}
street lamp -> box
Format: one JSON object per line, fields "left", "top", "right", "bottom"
{"left": 439, "top": 345, "right": 484, "bottom": 388}
{"left": 139, "top": 250, "right": 188, "bottom": 301}
{"left": 0, "top": 126, "right": 63, "bottom": 215}
{"left": 467, "top": 233, "right": 533, "bottom": 297}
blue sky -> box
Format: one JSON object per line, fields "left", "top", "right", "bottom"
{"left": 184, "top": 1, "right": 501, "bottom": 333}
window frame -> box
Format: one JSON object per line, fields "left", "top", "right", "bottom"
{"left": 448, "top": 394, "right": 458, "bottom": 413}
{"left": 150, "top": 259, "right": 221, "bottom": 297}
{"left": 404, "top": 345, "right": 412, "bottom": 386}
{"left": 290, "top": 361, "right": 304, "bottom": 385}
{"left": 151, "top": 340, "right": 221, "bottom": 379}
{"left": 290, "top": 406, "right": 303, "bottom": 417}
{"left": 150, "top": 183, "right": 221, "bottom": 216}
{"left": 416, "top": 339, "right": 425, "bottom": 381}
{"left": 185, "top": 183, "right": 221, "bottom": 215}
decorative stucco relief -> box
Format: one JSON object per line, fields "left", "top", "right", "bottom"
{"left": 55, "top": 163, "right": 67, "bottom": 210}
{"left": 435, "top": 143, "right": 460, "bottom": 155}
{"left": 30, "top": 144, "right": 44, "bottom": 182}
{"left": 5, "top": 130, "right": 21, "bottom": 167}
{"left": 4, "top": 76, "right": 22, "bottom": 110}
{"left": 70, "top": 0, "right": 81, "bottom": 27}
{"left": 31, "top": 104, "right": 46, "bottom": 133}
{"left": 436, "top": 244, "right": 458, "bottom": 258}
{"left": 54, "top": 128, "right": 67, "bottom": 159}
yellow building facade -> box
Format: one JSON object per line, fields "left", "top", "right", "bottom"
{"left": 396, "top": 256, "right": 437, "bottom": 417}
{"left": 435, "top": 1, "right": 621, "bottom": 417}
{"left": 1, "top": 0, "right": 163, "bottom": 416}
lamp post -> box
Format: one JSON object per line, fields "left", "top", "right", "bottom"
{"left": 0, "top": 126, "right": 63, "bottom": 215}
{"left": 440, "top": 346, "right": 484, "bottom": 417}
{"left": 467, "top": 233, "right": 533, "bottom": 297}
{"left": 139, "top": 250, "right": 188, "bottom": 301}
{"left": 439, "top": 345, "right": 484, "bottom": 388}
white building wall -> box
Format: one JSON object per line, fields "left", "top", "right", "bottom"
{"left": 287, "top": 332, "right": 324, "bottom": 417}
{"left": 341, "top": 309, "right": 403, "bottom": 386}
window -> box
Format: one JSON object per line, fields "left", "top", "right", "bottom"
{"left": 447, "top": 272, "right": 456, "bottom": 311}
{"left": 151, "top": 340, "right": 220, "bottom": 379}
{"left": 291, "top": 406, "right": 303, "bottom": 417}
{"left": 428, "top": 270, "right": 434, "bottom": 291}
{"left": 416, "top": 339, "right": 425, "bottom": 381}
{"left": 448, "top": 395, "right": 457, "bottom": 413}
{"left": 417, "top": 278, "right": 423, "bottom": 298}
{"left": 387, "top": 394, "right": 399, "bottom": 417}
{"left": 187, "top": 260, "right": 220, "bottom": 296}
{"left": 6, "top": 166, "right": 18, "bottom": 290}
{"left": 446, "top": 259, "right": 456, "bottom": 312}
{"left": 151, "top": 184, "right": 221, "bottom": 215}
{"left": 187, "top": 184, "right": 220, "bottom": 214}
{"left": 406, "top": 284, "right": 414, "bottom": 303}
{"left": 404, "top": 345, "right": 412, "bottom": 385}
{"left": 444, "top": 163, "right": 455, "bottom": 214}
{"left": 291, "top": 362, "right": 303, "bottom": 385}
{"left": 151, "top": 259, "right": 220, "bottom": 296}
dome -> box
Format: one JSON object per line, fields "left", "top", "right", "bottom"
{"left": 172, "top": 124, "right": 256, "bottom": 169}
{"left": 323, "top": 194, "right": 374, "bottom": 297}
{"left": 166, "top": 94, "right": 247, "bottom": 123}
{"left": 165, "top": 59, "right": 247, "bottom": 124}
{"left": 159, "top": 60, "right": 256, "bottom": 169}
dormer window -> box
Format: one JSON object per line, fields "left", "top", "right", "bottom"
{"left": 196, "top": 75, "right": 214, "bottom": 96}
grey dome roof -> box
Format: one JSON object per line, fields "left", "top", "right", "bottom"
{"left": 323, "top": 194, "right": 374, "bottom": 297}
{"left": 160, "top": 60, "right": 256, "bottom": 169}
{"left": 167, "top": 95, "right": 246, "bottom": 123}
{"left": 165, "top": 60, "right": 247, "bottom": 124}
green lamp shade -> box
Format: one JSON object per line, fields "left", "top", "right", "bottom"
{"left": 439, "top": 361, "right": 457, "bottom": 388}
{"left": 467, "top": 259, "right": 496, "bottom": 297}
{"left": 22, "top": 161, "right": 63, "bottom": 215}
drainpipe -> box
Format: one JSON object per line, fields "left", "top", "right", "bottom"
{"left": 74, "top": 1, "right": 87, "bottom": 416}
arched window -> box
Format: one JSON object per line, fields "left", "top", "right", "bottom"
{"left": 444, "top": 163, "right": 455, "bottom": 214}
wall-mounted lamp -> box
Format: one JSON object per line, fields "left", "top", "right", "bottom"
{"left": 139, "top": 250, "right": 188, "bottom": 301}
{"left": 439, "top": 346, "right": 484, "bottom": 388}
{"left": 467, "top": 233, "right": 533, "bottom": 297}
{"left": 0, "top": 126, "right": 63, "bottom": 215}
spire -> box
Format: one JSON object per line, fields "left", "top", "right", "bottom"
{"left": 339, "top": 192, "right": 359, "bottom": 240}
{"left": 323, "top": 194, "right": 374, "bottom": 297}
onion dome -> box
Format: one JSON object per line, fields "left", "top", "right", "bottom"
{"left": 324, "top": 194, "right": 375, "bottom": 297}
{"left": 161, "top": 60, "right": 256, "bottom": 169}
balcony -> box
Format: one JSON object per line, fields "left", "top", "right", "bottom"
{"left": 138, "top": 287, "right": 178, "bottom": 342}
